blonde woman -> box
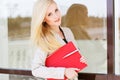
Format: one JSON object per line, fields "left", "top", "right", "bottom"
{"left": 31, "top": 0, "right": 84, "bottom": 80}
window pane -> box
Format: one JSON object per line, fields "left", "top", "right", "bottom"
{"left": 0, "top": 0, "right": 8, "bottom": 68}
{"left": 1, "top": 0, "right": 107, "bottom": 74}
{"left": 115, "top": 0, "right": 120, "bottom": 75}
{"left": 0, "top": 0, "right": 35, "bottom": 69}
{"left": 7, "top": 0, "right": 35, "bottom": 69}
{"left": 56, "top": 0, "right": 107, "bottom": 74}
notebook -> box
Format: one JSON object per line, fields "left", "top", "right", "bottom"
{"left": 45, "top": 41, "right": 87, "bottom": 80}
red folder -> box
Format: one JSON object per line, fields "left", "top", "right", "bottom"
{"left": 45, "top": 41, "right": 87, "bottom": 80}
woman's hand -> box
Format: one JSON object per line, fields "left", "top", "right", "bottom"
{"left": 64, "top": 68, "right": 78, "bottom": 79}
{"left": 80, "top": 56, "right": 87, "bottom": 64}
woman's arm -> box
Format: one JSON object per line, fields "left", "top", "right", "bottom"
{"left": 31, "top": 48, "right": 65, "bottom": 79}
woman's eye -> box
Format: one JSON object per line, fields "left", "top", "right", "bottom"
{"left": 48, "top": 13, "right": 52, "bottom": 16}
{"left": 55, "top": 9, "right": 58, "bottom": 12}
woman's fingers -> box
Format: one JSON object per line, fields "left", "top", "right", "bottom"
{"left": 71, "top": 68, "right": 80, "bottom": 71}
{"left": 65, "top": 68, "right": 78, "bottom": 79}
{"left": 80, "top": 56, "right": 87, "bottom": 63}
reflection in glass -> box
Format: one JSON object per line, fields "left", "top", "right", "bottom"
{"left": 1, "top": 0, "right": 107, "bottom": 74}
{"left": 59, "top": 0, "right": 107, "bottom": 74}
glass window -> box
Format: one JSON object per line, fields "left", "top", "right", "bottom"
{"left": 0, "top": 0, "right": 35, "bottom": 69}
{"left": 0, "top": 0, "right": 8, "bottom": 68}
{"left": 7, "top": 0, "right": 35, "bottom": 69}
{"left": 115, "top": 0, "right": 120, "bottom": 75}
{"left": 0, "top": 0, "right": 107, "bottom": 74}
{"left": 56, "top": 0, "right": 107, "bottom": 74}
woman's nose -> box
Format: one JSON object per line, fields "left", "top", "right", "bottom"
{"left": 53, "top": 14, "right": 58, "bottom": 19}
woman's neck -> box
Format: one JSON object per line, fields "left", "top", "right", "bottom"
{"left": 50, "top": 26, "right": 61, "bottom": 33}
{"left": 51, "top": 26, "right": 64, "bottom": 39}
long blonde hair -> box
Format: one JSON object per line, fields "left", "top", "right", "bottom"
{"left": 31, "top": 0, "right": 62, "bottom": 53}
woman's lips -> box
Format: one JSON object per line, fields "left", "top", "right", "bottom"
{"left": 55, "top": 18, "right": 60, "bottom": 22}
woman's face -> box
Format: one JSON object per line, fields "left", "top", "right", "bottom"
{"left": 44, "top": 2, "right": 61, "bottom": 27}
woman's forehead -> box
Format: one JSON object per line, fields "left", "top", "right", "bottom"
{"left": 47, "top": 2, "right": 57, "bottom": 12}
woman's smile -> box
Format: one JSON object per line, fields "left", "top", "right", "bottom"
{"left": 55, "top": 18, "right": 60, "bottom": 22}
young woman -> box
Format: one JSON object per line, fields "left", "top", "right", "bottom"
{"left": 31, "top": 0, "right": 85, "bottom": 80}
